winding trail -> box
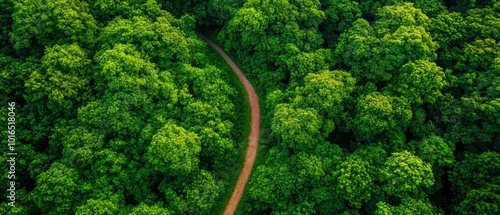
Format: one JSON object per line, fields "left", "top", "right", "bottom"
{"left": 195, "top": 32, "right": 261, "bottom": 215}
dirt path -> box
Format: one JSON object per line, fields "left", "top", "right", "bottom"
{"left": 195, "top": 32, "right": 261, "bottom": 215}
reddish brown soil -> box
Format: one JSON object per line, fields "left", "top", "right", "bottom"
{"left": 196, "top": 32, "right": 261, "bottom": 215}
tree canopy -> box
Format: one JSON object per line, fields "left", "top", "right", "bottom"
{"left": 1, "top": 0, "right": 500, "bottom": 214}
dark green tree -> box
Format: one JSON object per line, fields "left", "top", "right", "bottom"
{"left": 10, "top": 0, "right": 98, "bottom": 50}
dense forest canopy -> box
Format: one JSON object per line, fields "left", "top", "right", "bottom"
{"left": 1, "top": 0, "right": 245, "bottom": 214}
{"left": 1, "top": 0, "right": 500, "bottom": 214}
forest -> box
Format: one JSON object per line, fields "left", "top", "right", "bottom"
{"left": 1, "top": 0, "right": 499, "bottom": 214}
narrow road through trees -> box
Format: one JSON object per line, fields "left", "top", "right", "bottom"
{"left": 195, "top": 32, "right": 261, "bottom": 215}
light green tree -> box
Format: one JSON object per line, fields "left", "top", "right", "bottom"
{"left": 334, "top": 155, "right": 373, "bottom": 208}
{"left": 272, "top": 103, "right": 322, "bottom": 151}
{"left": 387, "top": 60, "right": 447, "bottom": 105}
{"left": 354, "top": 92, "right": 412, "bottom": 141}
{"left": 381, "top": 151, "right": 434, "bottom": 198}
{"left": 129, "top": 203, "right": 171, "bottom": 215}
{"left": 146, "top": 121, "right": 201, "bottom": 176}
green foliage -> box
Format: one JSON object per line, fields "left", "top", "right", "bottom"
{"left": 75, "top": 198, "right": 121, "bottom": 215}
{"left": 354, "top": 92, "right": 412, "bottom": 140}
{"left": 163, "top": 0, "right": 243, "bottom": 26}
{"left": 3, "top": 0, "right": 500, "bottom": 214}
{"left": 218, "top": 0, "right": 325, "bottom": 92}
{"left": 463, "top": 5, "right": 500, "bottom": 41}
{"left": 89, "top": 0, "right": 165, "bottom": 22}
{"left": 375, "top": 197, "right": 440, "bottom": 215}
{"left": 272, "top": 103, "right": 322, "bottom": 151}
{"left": 386, "top": 60, "right": 447, "bottom": 105}
{"left": 381, "top": 151, "right": 434, "bottom": 198}
{"left": 146, "top": 121, "right": 201, "bottom": 176}
{"left": 10, "top": 0, "right": 98, "bottom": 49}
{"left": 25, "top": 44, "right": 91, "bottom": 112}
{"left": 129, "top": 203, "right": 171, "bottom": 215}
{"left": 413, "top": 135, "right": 455, "bottom": 168}
{"left": 450, "top": 152, "right": 500, "bottom": 202}
{"left": 429, "top": 12, "right": 466, "bottom": 48}
{"left": 294, "top": 70, "right": 355, "bottom": 116}
{"left": 321, "top": 0, "right": 362, "bottom": 46}
{"left": 0, "top": 0, "right": 14, "bottom": 54}
{"left": 99, "top": 16, "right": 191, "bottom": 70}
{"left": 335, "top": 3, "right": 438, "bottom": 83}
{"left": 334, "top": 155, "right": 373, "bottom": 208}
{"left": 0, "top": 55, "right": 33, "bottom": 104}
{"left": 285, "top": 48, "right": 333, "bottom": 83}
{"left": 406, "top": 0, "right": 446, "bottom": 17}
{"left": 184, "top": 170, "right": 222, "bottom": 214}
{"left": 374, "top": 3, "right": 431, "bottom": 33}
{"left": 456, "top": 38, "right": 500, "bottom": 72}
{"left": 455, "top": 184, "right": 500, "bottom": 215}
{"left": 31, "top": 163, "right": 82, "bottom": 215}
{"left": 94, "top": 43, "right": 160, "bottom": 95}
{"left": 246, "top": 143, "right": 343, "bottom": 214}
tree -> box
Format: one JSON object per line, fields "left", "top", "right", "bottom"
{"left": 321, "top": 0, "right": 362, "bottom": 46}
{"left": 285, "top": 48, "right": 333, "bottom": 83}
{"left": 374, "top": 3, "right": 431, "bottom": 34}
{"left": 334, "top": 155, "right": 373, "bottom": 208}
{"left": 10, "top": 0, "right": 98, "bottom": 50}
{"left": 456, "top": 38, "right": 500, "bottom": 72}
{"left": 463, "top": 5, "right": 500, "bottom": 41}
{"left": 353, "top": 92, "right": 412, "bottom": 141}
{"left": 378, "top": 24, "right": 437, "bottom": 75}
{"left": 429, "top": 11, "right": 467, "bottom": 68}
{"left": 381, "top": 151, "right": 434, "bottom": 198}
{"left": 25, "top": 44, "right": 91, "bottom": 113}
{"left": 94, "top": 43, "right": 159, "bottom": 95}
{"left": 375, "top": 197, "right": 440, "bottom": 215}
{"left": 413, "top": 135, "right": 455, "bottom": 168}
{"left": 77, "top": 94, "right": 148, "bottom": 141}
{"left": 99, "top": 16, "right": 190, "bottom": 70}
{"left": 75, "top": 197, "right": 121, "bottom": 215}
{"left": 429, "top": 12, "right": 466, "bottom": 49}
{"left": 184, "top": 170, "right": 221, "bottom": 214}
{"left": 246, "top": 145, "right": 342, "bottom": 214}
{"left": 0, "top": 55, "right": 33, "bottom": 105}
{"left": 129, "top": 203, "right": 171, "bottom": 215}
{"left": 335, "top": 3, "right": 438, "bottom": 83}
{"left": 386, "top": 60, "right": 447, "bottom": 105}
{"left": 352, "top": 144, "right": 388, "bottom": 169}
{"left": 146, "top": 121, "right": 201, "bottom": 176}
{"left": 246, "top": 163, "right": 288, "bottom": 212}
{"left": 406, "top": 0, "right": 446, "bottom": 17}
{"left": 0, "top": 0, "right": 14, "bottom": 54}
{"left": 272, "top": 103, "right": 322, "bottom": 151}
{"left": 176, "top": 64, "right": 236, "bottom": 118}
{"left": 89, "top": 0, "right": 165, "bottom": 22}
{"left": 59, "top": 126, "right": 105, "bottom": 169}
{"left": 334, "top": 18, "right": 380, "bottom": 81}
{"left": 293, "top": 70, "right": 355, "bottom": 117}
{"left": 31, "top": 163, "right": 82, "bottom": 215}
{"left": 456, "top": 184, "right": 500, "bottom": 215}
{"left": 86, "top": 149, "right": 127, "bottom": 186}
{"left": 218, "top": 0, "right": 325, "bottom": 92}
{"left": 449, "top": 151, "right": 500, "bottom": 203}
{"left": 163, "top": 0, "right": 243, "bottom": 26}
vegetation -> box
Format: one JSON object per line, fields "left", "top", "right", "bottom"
{"left": 1, "top": 0, "right": 499, "bottom": 214}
